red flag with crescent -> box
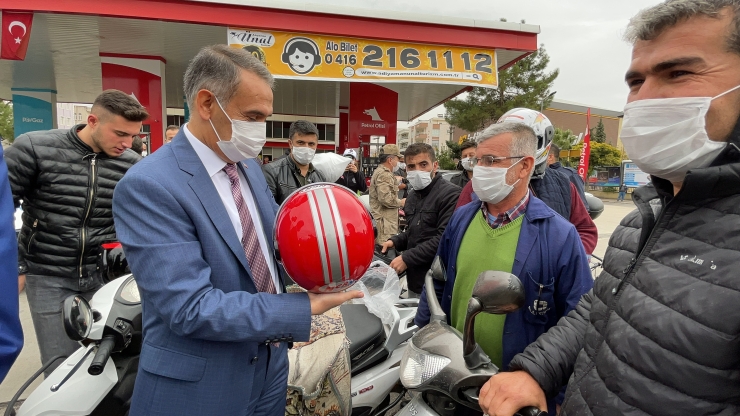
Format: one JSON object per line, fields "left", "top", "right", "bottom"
{"left": 2, "top": 12, "right": 33, "bottom": 60}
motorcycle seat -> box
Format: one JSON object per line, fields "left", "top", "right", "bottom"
{"left": 340, "top": 304, "right": 386, "bottom": 366}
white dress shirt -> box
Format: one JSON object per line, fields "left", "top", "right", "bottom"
{"left": 183, "top": 124, "right": 281, "bottom": 293}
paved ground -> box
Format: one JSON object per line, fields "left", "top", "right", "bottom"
{"left": 0, "top": 290, "right": 41, "bottom": 406}
{"left": 0, "top": 200, "right": 637, "bottom": 410}
{"left": 592, "top": 200, "right": 635, "bottom": 259}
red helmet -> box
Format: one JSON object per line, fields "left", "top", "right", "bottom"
{"left": 274, "top": 183, "right": 375, "bottom": 293}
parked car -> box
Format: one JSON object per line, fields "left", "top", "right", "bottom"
{"left": 437, "top": 170, "right": 460, "bottom": 183}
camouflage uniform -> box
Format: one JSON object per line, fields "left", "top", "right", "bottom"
{"left": 369, "top": 165, "right": 401, "bottom": 244}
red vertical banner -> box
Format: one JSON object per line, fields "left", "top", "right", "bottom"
{"left": 578, "top": 108, "right": 592, "bottom": 182}
{"left": 1, "top": 12, "right": 34, "bottom": 60}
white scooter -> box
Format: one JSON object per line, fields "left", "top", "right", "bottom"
{"left": 6, "top": 248, "right": 417, "bottom": 416}
{"left": 6, "top": 271, "right": 141, "bottom": 416}
{"left": 346, "top": 297, "right": 418, "bottom": 415}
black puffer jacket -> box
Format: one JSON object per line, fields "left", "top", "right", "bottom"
{"left": 550, "top": 162, "right": 589, "bottom": 211}
{"left": 509, "top": 129, "right": 740, "bottom": 415}
{"left": 5, "top": 125, "right": 140, "bottom": 283}
{"left": 389, "top": 175, "right": 461, "bottom": 293}
{"left": 449, "top": 170, "right": 470, "bottom": 189}
{"left": 261, "top": 155, "right": 325, "bottom": 205}
{"left": 529, "top": 167, "right": 572, "bottom": 220}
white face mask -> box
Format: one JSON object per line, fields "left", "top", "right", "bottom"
{"left": 394, "top": 162, "right": 406, "bottom": 172}
{"left": 472, "top": 160, "right": 521, "bottom": 204}
{"left": 210, "top": 97, "right": 267, "bottom": 162}
{"left": 407, "top": 169, "right": 433, "bottom": 190}
{"left": 461, "top": 157, "right": 474, "bottom": 172}
{"left": 621, "top": 85, "right": 740, "bottom": 183}
{"left": 291, "top": 146, "right": 316, "bottom": 166}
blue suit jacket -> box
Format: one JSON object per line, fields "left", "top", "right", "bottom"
{"left": 0, "top": 146, "right": 22, "bottom": 383}
{"left": 113, "top": 131, "right": 311, "bottom": 415}
{"left": 415, "top": 197, "right": 593, "bottom": 369}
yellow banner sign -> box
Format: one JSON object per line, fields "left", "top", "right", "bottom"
{"left": 228, "top": 28, "right": 498, "bottom": 88}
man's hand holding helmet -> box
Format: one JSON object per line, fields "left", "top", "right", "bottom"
{"left": 308, "top": 291, "right": 364, "bottom": 315}
{"left": 274, "top": 183, "right": 376, "bottom": 301}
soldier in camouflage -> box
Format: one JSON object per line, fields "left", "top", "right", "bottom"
{"left": 369, "top": 144, "right": 405, "bottom": 244}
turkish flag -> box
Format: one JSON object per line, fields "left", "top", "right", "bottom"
{"left": 1, "top": 12, "right": 33, "bottom": 60}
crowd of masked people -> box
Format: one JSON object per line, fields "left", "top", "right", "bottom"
{"left": 2, "top": 2, "right": 740, "bottom": 415}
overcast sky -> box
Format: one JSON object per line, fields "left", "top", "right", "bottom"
{"left": 315, "top": 0, "right": 664, "bottom": 120}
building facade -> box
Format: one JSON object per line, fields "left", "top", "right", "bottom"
{"left": 543, "top": 99, "right": 622, "bottom": 148}
{"left": 406, "top": 115, "right": 453, "bottom": 152}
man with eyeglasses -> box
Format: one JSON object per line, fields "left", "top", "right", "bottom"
{"left": 455, "top": 109, "right": 597, "bottom": 255}
{"left": 414, "top": 122, "right": 593, "bottom": 415}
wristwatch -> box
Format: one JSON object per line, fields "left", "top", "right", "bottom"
{"left": 18, "top": 265, "right": 28, "bottom": 275}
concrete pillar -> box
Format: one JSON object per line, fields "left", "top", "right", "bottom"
{"left": 11, "top": 88, "right": 57, "bottom": 137}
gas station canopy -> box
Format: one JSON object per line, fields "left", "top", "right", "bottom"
{"left": 1, "top": 0, "right": 538, "bottom": 120}
{"left": 1, "top": 0, "right": 538, "bottom": 153}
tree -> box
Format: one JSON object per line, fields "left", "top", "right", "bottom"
{"left": 588, "top": 142, "right": 622, "bottom": 176}
{"left": 553, "top": 128, "right": 578, "bottom": 151}
{"left": 437, "top": 149, "right": 456, "bottom": 170}
{"left": 0, "top": 101, "right": 13, "bottom": 142}
{"left": 445, "top": 140, "right": 462, "bottom": 159}
{"left": 592, "top": 118, "right": 606, "bottom": 144}
{"left": 551, "top": 128, "right": 579, "bottom": 167}
{"left": 444, "top": 45, "right": 559, "bottom": 132}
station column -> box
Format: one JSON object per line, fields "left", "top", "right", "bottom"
{"left": 100, "top": 54, "right": 166, "bottom": 151}
{"left": 11, "top": 88, "right": 57, "bottom": 137}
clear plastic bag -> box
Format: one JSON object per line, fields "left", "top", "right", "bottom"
{"left": 312, "top": 153, "right": 352, "bottom": 183}
{"left": 349, "top": 261, "right": 401, "bottom": 325}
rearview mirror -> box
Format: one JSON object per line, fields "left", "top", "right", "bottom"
{"left": 472, "top": 271, "right": 525, "bottom": 314}
{"left": 62, "top": 295, "right": 93, "bottom": 341}
{"left": 425, "top": 256, "right": 448, "bottom": 322}
{"left": 463, "top": 271, "right": 525, "bottom": 369}
{"left": 430, "top": 256, "right": 446, "bottom": 282}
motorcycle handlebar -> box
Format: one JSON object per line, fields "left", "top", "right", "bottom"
{"left": 515, "top": 407, "right": 547, "bottom": 416}
{"left": 88, "top": 335, "right": 116, "bottom": 375}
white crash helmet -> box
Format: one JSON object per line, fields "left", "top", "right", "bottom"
{"left": 497, "top": 108, "right": 555, "bottom": 179}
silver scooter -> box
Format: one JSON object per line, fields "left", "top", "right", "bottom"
{"left": 395, "top": 257, "right": 547, "bottom": 416}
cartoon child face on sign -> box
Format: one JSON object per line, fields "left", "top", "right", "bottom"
{"left": 281, "top": 37, "right": 321, "bottom": 75}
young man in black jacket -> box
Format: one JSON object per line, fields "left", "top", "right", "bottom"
{"left": 335, "top": 148, "right": 367, "bottom": 193}
{"left": 262, "top": 120, "right": 325, "bottom": 204}
{"left": 480, "top": 2, "right": 740, "bottom": 415}
{"left": 450, "top": 140, "right": 476, "bottom": 188}
{"left": 5, "top": 90, "right": 146, "bottom": 374}
{"left": 380, "top": 143, "right": 460, "bottom": 297}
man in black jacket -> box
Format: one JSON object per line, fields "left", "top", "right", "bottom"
{"left": 480, "top": 2, "right": 740, "bottom": 415}
{"left": 262, "top": 120, "right": 325, "bottom": 204}
{"left": 335, "top": 148, "right": 367, "bottom": 193}
{"left": 380, "top": 143, "right": 460, "bottom": 297}
{"left": 450, "top": 139, "right": 476, "bottom": 188}
{"left": 548, "top": 143, "right": 589, "bottom": 211}
{"left": 5, "top": 90, "right": 146, "bottom": 373}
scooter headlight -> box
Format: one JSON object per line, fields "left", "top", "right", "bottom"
{"left": 400, "top": 340, "right": 451, "bottom": 388}
{"left": 117, "top": 276, "right": 141, "bottom": 304}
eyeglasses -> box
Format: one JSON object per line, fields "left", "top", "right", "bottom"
{"left": 470, "top": 156, "right": 524, "bottom": 168}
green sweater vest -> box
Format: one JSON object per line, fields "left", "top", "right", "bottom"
{"left": 451, "top": 212, "right": 524, "bottom": 368}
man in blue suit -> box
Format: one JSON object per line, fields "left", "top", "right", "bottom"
{"left": 113, "top": 45, "right": 361, "bottom": 415}
{"left": 0, "top": 145, "right": 23, "bottom": 382}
